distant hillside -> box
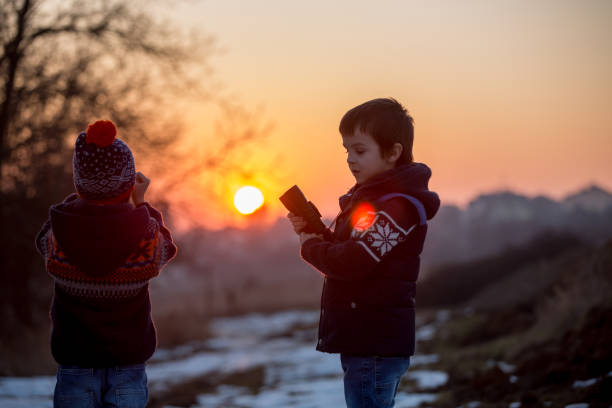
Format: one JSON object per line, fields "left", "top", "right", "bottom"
{"left": 422, "top": 184, "right": 612, "bottom": 270}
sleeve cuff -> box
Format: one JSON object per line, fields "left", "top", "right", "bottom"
{"left": 300, "top": 236, "right": 323, "bottom": 260}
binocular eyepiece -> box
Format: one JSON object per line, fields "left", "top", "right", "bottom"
{"left": 279, "top": 185, "right": 326, "bottom": 234}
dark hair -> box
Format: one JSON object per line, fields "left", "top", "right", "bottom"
{"left": 339, "top": 98, "right": 414, "bottom": 165}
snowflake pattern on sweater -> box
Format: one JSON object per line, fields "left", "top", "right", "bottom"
{"left": 351, "top": 210, "right": 416, "bottom": 262}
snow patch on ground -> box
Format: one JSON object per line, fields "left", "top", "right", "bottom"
{"left": 0, "top": 310, "right": 443, "bottom": 408}
{"left": 0, "top": 376, "right": 55, "bottom": 408}
{"left": 405, "top": 370, "right": 448, "bottom": 389}
{"left": 572, "top": 378, "right": 598, "bottom": 388}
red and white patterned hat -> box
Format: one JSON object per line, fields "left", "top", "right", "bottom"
{"left": 72, "top": 120, "right": 135, "bottom": 203}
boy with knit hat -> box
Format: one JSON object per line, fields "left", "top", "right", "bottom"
{"left": 35, "top": 120, "right": 177, "bottom": 407}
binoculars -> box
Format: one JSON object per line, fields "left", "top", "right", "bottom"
{"left": 279, "top": 185, "right": 326, "bottom": 234}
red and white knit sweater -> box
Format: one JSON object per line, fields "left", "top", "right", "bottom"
{"left": 36, "top": 193, "right": 177, "bottom": 366}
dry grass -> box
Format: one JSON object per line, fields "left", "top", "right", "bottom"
{"left": 526, "top": 240, "right": 612, "bottom": 347}
{"left": 468, "top": 246, "right": 590, "bottom": 311}
{"left": 425, "top": 241, "right": 612, "bottom": 365}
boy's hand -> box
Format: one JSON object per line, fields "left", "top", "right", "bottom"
{"left": 287, "top": 212, "right": 307, "bottom": 234}
{"left": 132, "top": 172, "right": 150, "bottom": 206}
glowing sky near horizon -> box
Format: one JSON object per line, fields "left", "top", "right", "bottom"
{"left": 163, "top": 0, "right": 612, "bottom": 226}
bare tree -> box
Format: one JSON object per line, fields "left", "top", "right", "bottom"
{"left": 0, "top": 0, "right": 220, "bottom": 193}
{"left": 0, "top": 0, "right": 266, "bottom": 375}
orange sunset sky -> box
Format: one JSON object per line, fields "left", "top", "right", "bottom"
{"left": 161, "top": 0, "right": 611, "bottom": 228}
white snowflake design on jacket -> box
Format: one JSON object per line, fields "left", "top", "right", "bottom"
{"left": 351, "top": 210, "right": 416, "bottom": 262}
{"left": 370, "top": 221, "right": 401, "bottom": 256}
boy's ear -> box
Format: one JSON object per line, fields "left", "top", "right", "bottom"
{"left": 386, "top": 142, "right": 403, "bottom": 164}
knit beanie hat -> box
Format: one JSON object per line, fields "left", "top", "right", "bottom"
{"left": 73, "top": 120, "right": 136, "bottom": 203}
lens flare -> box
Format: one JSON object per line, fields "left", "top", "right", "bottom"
{"left": 351, "top": 202, "right": 376, "bottom": 231}
{"left": 234, "top": 186, "right": 264, "bottom": 215}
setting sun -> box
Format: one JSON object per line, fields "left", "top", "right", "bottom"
{"left": 234, "top": 186, "right": 264, "bottom": 215}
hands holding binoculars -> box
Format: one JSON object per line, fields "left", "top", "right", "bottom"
{"left": 287, "top": 213, "right": 323, "bottom": 244}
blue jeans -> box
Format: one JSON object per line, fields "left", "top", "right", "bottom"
{"left": 341, "top": 354, "right": 411, "bottom": 408}
{"left": 53, "top": 364, "right": 148, "bottom": 408}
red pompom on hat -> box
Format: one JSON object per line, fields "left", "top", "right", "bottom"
{"left": 86, "top": 120, "right": 117, "bottom": 147}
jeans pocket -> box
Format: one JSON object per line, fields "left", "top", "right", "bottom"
{"left": 113, "top": 365, "right": 148, "bottom": 408}
{"left": 114, "top": 364, "right": 147, "bottom": 384}
{"left": 116, "top": 387, "right": 148, "bottom": 408}
{"left": 55, "top": 367, "right": 95, "bottom": 408}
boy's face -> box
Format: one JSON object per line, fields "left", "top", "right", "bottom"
{"left": 342, "top": 129, "right": 397, "bottom": 185}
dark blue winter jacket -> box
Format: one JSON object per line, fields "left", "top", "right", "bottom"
{"left": 301, "top": 163, "right": 440, "bottom": 356}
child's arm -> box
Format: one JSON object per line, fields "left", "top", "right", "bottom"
{"left": 132, "top": 172, "right": 177, "bottom": 268}
{"left": 136, "top": 201, "right": 177, "bottom": 266}
{"left": 300, "top": 198, "right": 419, "bottom": 281}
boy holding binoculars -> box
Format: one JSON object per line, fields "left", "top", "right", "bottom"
{"left": 287, "top": 98, "right": 440, "bottom": 408}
